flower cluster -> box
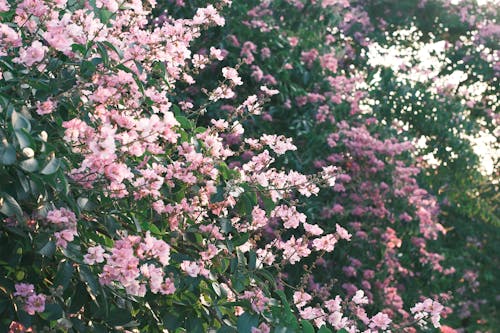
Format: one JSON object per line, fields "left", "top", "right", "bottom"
{"left": 13, "top": 284, "right": 46, "bottom": 316}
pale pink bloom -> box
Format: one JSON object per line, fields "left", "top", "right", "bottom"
{"left": 352, "top": 290, "right": 369, "bottom": 305}
{"left": 288, "top": 37, "right": 299, "bottom": 47}
{"left": 193, "top": 5, "right": 225, "bottom": 26}
{"left": 312, "top": 234, "right": 337, "bottom": 252}
{"left": 281, "top": 236, "right": 311, "bottom": 264}
{"left": 299, "top": 306, "right": 326, "bottom": 326}
{"left": 0, "top": 0, "right": 9, "bottom": 12}
{"left": 260, "top": 85, "right": 279, "bottom": 96}
{"left": 241, "top": 289, "right": 269, "bottom": 313}
{"left": 328, "top": 311, "right": 348, "bottom": 329}
{"left": 322, "top": 0, "right": 349, "bottom": 8}
{"left": 84, "top": 245, "right": 106, "bottom": 265}
{"left": 271, "top": 205, "right": 306, "bottom": 229}
{"left": 0, "top": 23, "right": 22, "bottom": 48}
{"left": 24, "top": 293, "right": 46, "bottom": 315}
{"left": 293, "top": 291, "right": 312, "bottom": 309}
{"left": 324, "top": 296, "right": 342, "bottom": 313}
{"left": 251, "top": 323, "right": 270, "bottom": 333}
{"left": 303, "top": 223, "right": 324, "bottom": 236}
{"left": 15, "top": 41, "right": 47, "bottom": 67}
{"left": 222, "top": 67, "right": 243, "bottom": 85}
{"left": 161, "top": 278, "right": 176, "bottom": 295}
{"left": 54, "top": 229, "right": 77, "bottom": 248}
{"left": 36, "top": 99, "right": 56, "bottom": 115}
{"left": 200, "top": 244, "right": 219, "bottom": 261}
{"left": 319, "top": 52, "right": 338, "bottom": 73}
{"left": 256, "top": 247, "right": 275, "bottom": 266}
{"left": 180, "top": 260, "right": 202, "bottom": 277}
{"left": 336, "top": 224, "right": 352, "bottom": 241}
{"left": 14, "top": 283, "right": 34, "bottom": 298}
{"left": 260, "top": 47, "right": 271, "bottom": 59}
{"left": 210, "top": 47, "right": 225, "bottom": 60}
{"left": 46, "top": 207, "right": 77, "bottom": 226}
{"left": 369, "top": 312, "right": 392, "bottom": 330}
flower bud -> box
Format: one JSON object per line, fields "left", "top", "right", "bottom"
{"left": 22, "top": 147, "right": 35, "bottom": 158}
{"left": 40, "top": 131, "right": 48, "bottom": 142}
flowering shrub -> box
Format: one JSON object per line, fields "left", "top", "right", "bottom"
{"left": 0, "top": 0, "right": 497, "bottom": 332}
{"left": 153, "top": 0, "right": 498, "bottom": 331}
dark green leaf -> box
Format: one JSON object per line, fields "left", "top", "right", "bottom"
{"left": 15, "top": 129, "right": 31, "bottom": 149}
{"left": 19, "top": 158, "right": 39, "bottom": 172}
{"left": 11, "top": 111, "right": 31, "bottom": 132}
{"left": 54, "top": 260, "right": 74, "bottom": 291}
{"left": 236, "top": 312, "right": 259, "bottom": 333}
{"left": 79, "top": 265, "right": 100, "bottom": 302}
{"left": 301, "top": 320, "right": 315, "bottom": 333}
{"left": 317, "top": 327, "right": 333, "bottom": 333}
{"left": 0, "top": 192, "right": 23, "bottom": 219}
{"left": 106, "top": 308, "right": 133, "bottom": 326}
{"left": 38, "top": 241, "right": 56, "bottom": 257}
{"left": 40, "top": 156, "right": 60, "bottom": 175}
{"left": 0, "top": 143, "right": 16, "bottom": 165}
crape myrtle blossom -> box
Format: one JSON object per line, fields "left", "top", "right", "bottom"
{"left": 14, "top": 284, "right": 46, "bottom": 315}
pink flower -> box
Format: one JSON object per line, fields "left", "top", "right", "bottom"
{"left": 54, "top": 229, "right": 77, "bottom": 248}
{"left": 222, "top": 67, "right": 243, "bottom": 85}
{"left": 369, "top": 312, "right": 392, "bottom": 330}
{"left": 14, "top": 283, "right": 34, "bottom": 298}
{"left": 46, "top": 207, "right": 76, "bottom": 226}
{"left": 36, "top": 99, "right": 56, "bottom": 115}
{"left": 84, "top": 245, "right": 106, "bottom": 265}
{"left": 251, "top": 323, "right": 270, "bottom": 333}
{"left": 24, "top": 293, "right": 46, "bottom": 315}
{"left": 352, "top": 290, "right": 368, "bottom": 304}
{"left": 303, "top": 223, "right": 324, "bottom": 235}
{"left": 288, "top": 36, "right": 299, "bottom": 47}
{"left": 336, "top": 224, "right": 352, "bottom": 241}
{"left": 180, "top": 260, "right": 202, "bottom": 277}
{"left": 0, "top": 0, "right": 9, "bottom": 12}
{"left": 15, "top": 41, "right": 47, "bottom": 67}
{"left": 319, "top": 53, "right": 338, "bottom": 73}
{"left": 293, "top": 290, "right": 312, "bottom": 309}
{"left": 312, "top": 234, "right": 337, "bottom": 252}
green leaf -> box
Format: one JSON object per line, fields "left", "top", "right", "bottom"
{"left": 96, "top": 42, "right": 109, "bottom": 65}
{"left": 106, "top": 307, "right": 133, "bottom": 326}
{"left": 19, "top": 158, "right": 39, "bottom": 172}
{"left": 301, "top": 320, "right": 315, "bottom": 333}
{"left": 15, "top": 129, "right": 32, "bottom": 149}
{"left": 40, "top": 156, "right": 60, "bottom": 175}
{"left": 39, "top": 303, "right": 63, "bottom": 321}
{"left": 236, "top": 312, "right": 259, "bottom": 333}
{"left": 0, "top": 143, "right": 16, "bottom": 165}
{"left": 11, "top": 111, "right": 31, "bottom": 132}
{"left": 211, "top": 185, "right": 225, "bottom": 203}
{"left": 79, "top": 265, "right": 100, "bottom": 303}
{"left": 0, "top": 192, "right": 23, "bottom": 219}
{"left": 248, "top": 251, "right": 257, "bottom": 270}
{"left": 317, "top": 327, "right": 333, "bottom": 333}
{"left": 77, "top": 197, "right": 95, "bottom": 211}
{"left": 101, "top": 41, "right": 123, "bottom": 59}
{"left": 54, "top": 260, "right": 74, "bottom": 291}
{"left": 38, "top": 241, "right": 56, "bottom": 257}
{"left": 80, "top": 60, "right": 97, "bottom": 79}
{"left": 185, "top": 317, "right": 204, "bottom": 333}
{"left": 71, "top": 43, "right": 87, "bottom": 55}
{"left": 175, "top": 115, "right": 192, "bottom": 130}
